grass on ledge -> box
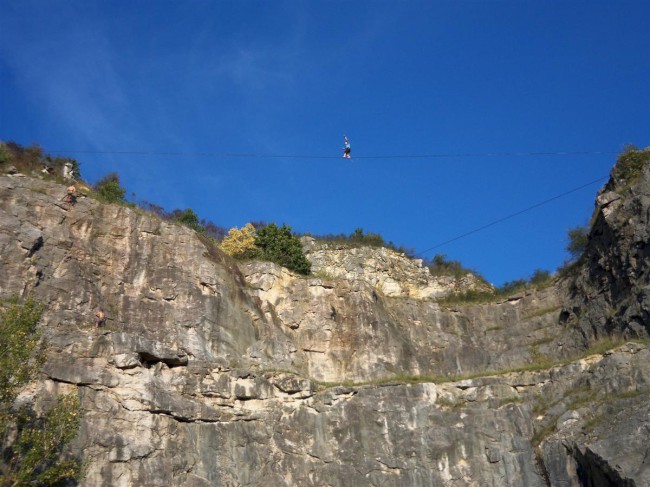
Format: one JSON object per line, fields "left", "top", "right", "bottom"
{"left": 314, "top": 338, "right": 649, "bottom": 391}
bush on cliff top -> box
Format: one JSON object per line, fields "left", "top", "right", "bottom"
{"left": 308, "top": 227, "right": 415, "bottom": 256}
{"left": 255, "top": 223, "right": 311, "bottom": 275}
{"left": 426, "top": 254, "right": 478, "bottom": 279}
{"left": 221, "top": 222, "right": 311, "bottom": 275}
{"left": 174, "top": 208, "right": 204, "bottom": 232}
{"left": 613, "top": 145, "right": 650, "bottom": 187}
{"left": 221, "top": 223, "right": 260, "bottom": 259}
{"left": 0, "top": 140, "right": 81, "bottom": 181}
{"left": 94, "top": 172, "right": 126, "bottom": 203}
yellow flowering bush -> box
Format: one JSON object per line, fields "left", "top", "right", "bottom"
{"left": 220, "top": 223, "right": 260, "bottom": 258}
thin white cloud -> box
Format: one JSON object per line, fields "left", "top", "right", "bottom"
{"left": 0, "top": 3, "right": 136, "bottom": 150}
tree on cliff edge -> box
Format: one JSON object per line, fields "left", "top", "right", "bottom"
{"left": 94, "top": 172, "right": 126, "bottom": 203}
{"left": 255, "top": 223, "right": 311, "bottom": 275}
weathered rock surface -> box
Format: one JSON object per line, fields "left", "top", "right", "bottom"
{"left": 561, "top": 158, "right": 650, "bottom": 347}
{"left": 242, "top": 258, "right": 566, "bottom": 382}
{"left": 1, "top": 151, "right": 649, "bottom": 487}
{"left": 303, "top": 239, "right": 491, "bottom": 299}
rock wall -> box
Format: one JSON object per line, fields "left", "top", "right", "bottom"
{"left": 242, "top": 258, "right": 565, "bottom": 382}
{"left": 561, "top": 156, "right": 650, "bottom": 350}
{"left": 303, "top": 239, "right": 491, "bottom": 299}
{"left": 1, "top": 153, "right": 649, "bottom": 487}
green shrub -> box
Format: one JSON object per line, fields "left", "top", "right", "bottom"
{"left": 0, "top": 142, "right": 9, "bottom": 164}
{"left": 557, "top": 259, "right": 581, "bottom": 279}
{"left": 308, "top": 228, "right": 414, "bottom": 256}
{"left": 255, "top": 223, "right": 311, "bottom": 275}
{"left": 94, "top": 172, "right": 126, "bottom": 203}
{"left": 0, "top": 296, "right": 44, "bottom": 405}
{"left": 8, "top": 393, "right": 83, "bottom": 486}
{"left": 439, "top": 288, "right": 497, "bottom": 305}
{"left": 175, "top": 208, "right": 204, "bottom": 232}
{"left": 530, "top": 269, "right": 552, "bottom": 286}
{"left": 613, "top": 145, "right": 650, "bottom": 187}
{"left": 499, "top": 279, "right": 528, "bottom": 295}
{"left": 0, "top": 140, "right": 84, "bottom": 182}
{"left": 439, "top": 267, "right": 553, "bottom": 305}
{"left": 349, "top": 228, "right": 386, "bottom": 247}
{"left": 566, "top": 224, "right": 589, "bottom": 262}
{"left": 427, "top": 254, "right": 477, "bottom": 279}
{"left": 0, "top": 296, "right": 83, "bottom": 485}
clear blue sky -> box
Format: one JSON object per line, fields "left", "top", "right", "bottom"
{"left": 1, "top": 1, "right": 649, "bottom": 285}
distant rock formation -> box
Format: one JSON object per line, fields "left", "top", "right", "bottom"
{"left": 1, "top": 150, "right": 649, "bottom": 486}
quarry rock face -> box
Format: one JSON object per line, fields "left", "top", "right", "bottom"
{"left": 1, "top": 154, "right": 649, "bottom": 487}
{"left": 303, "top": 240, "right": 492, "bottom": 299}
{"left": 561, "top": 161, "right": 650, "bottom": 347}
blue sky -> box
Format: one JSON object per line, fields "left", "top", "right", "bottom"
{"left": 1, "top": 1, "right": 648, "bottom": 285}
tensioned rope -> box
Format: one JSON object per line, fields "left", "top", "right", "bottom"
{"left": 46, "top": 149, "right": 618, "bottom": 160}
{"left": 416, "top": 175, "right": 609, "bottom": 256}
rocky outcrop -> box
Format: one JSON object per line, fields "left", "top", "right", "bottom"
{"left": 1, "top": 151, "right": 649, "bottom": 487}
{"left": 303, "top": 238, "right": 491, "bottom": 299}
{"left": 560, "top": 153, "right": 650, "bottom": 350}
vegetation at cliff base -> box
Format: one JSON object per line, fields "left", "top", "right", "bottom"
{"left": 0, "top": 296, "right": 83, "bottom": 486}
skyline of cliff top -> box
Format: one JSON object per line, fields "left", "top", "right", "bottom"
{"left": 1, "top": 1, "right": 648, "bottom": 285}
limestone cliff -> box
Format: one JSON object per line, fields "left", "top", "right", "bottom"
{"left": 0, "top": 151, "right": 649, "bottom": 486}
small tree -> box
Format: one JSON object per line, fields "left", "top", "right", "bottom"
{"left": 175, "top": 208, "right": 203, "bottom": 232}
{"left": 566, "top": 225, "right": 589, "bottom": 262}
{"left": 349, "top": 228, "right": 386, "bottom": 247}
{"left": 0, "top": 142, "right": 9, "bottom": 164}
{"left": 0, "top": 296, "right": 83, "bottom": 485}
{"left": 499, "top": 279, "right": 528, "bottom": 295}
{"left": 94, "top": 172, "right": 126, "bottom": 203}
{"left": 9, "top": 393, "right": 82, "bottom": 485}
{"left": 530, "top": 269, "right": 551, "bottom": 286}
{"left": 0, "top": 296, "right": 44, "bottom": 405}
{"left": 221, "top": 223, "right": 259, "bottom": 258}
{"left": 428, "top": 254, "right": 465, "bottom": 277}
{"left": 255, "top": 223, "right": 311, "bottom": 275}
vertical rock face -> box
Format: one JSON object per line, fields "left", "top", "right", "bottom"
{"left": 1, "top": 151, "right": 649, "bottom": 487}
{"left": 242, "top": 258, "right": 565, "bottom": 382}
{"left": 562, "top": 157, "right": 650, "bottom": 346}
